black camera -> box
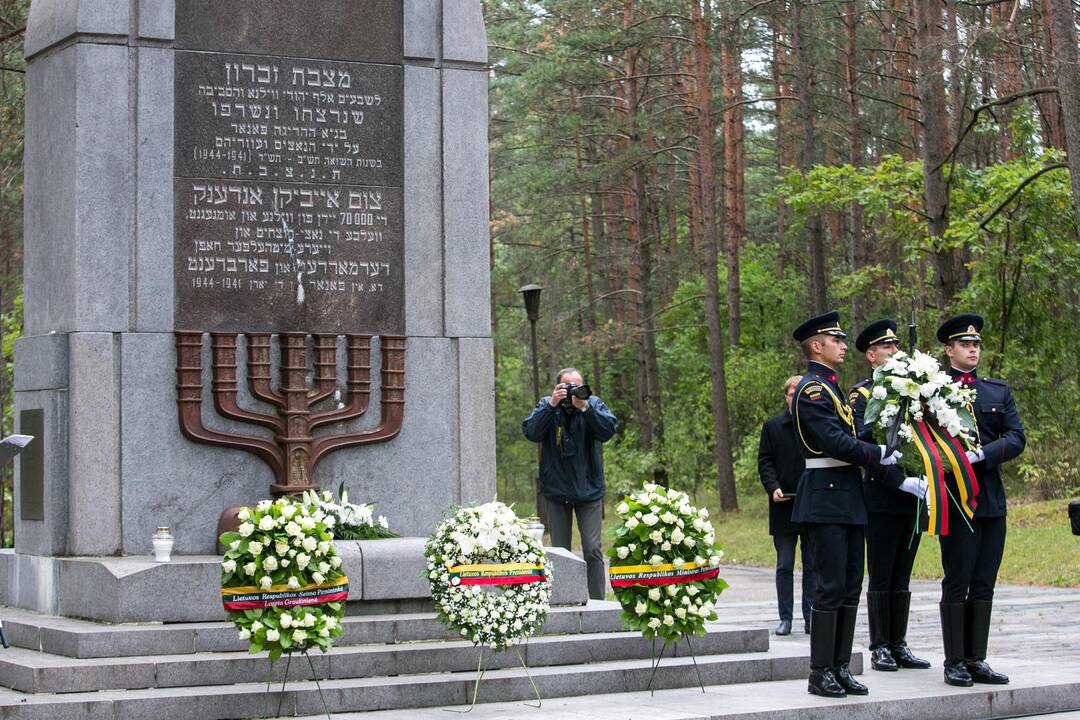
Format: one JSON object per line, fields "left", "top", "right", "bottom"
{"left": 559, "top": 383, "right": 592, "bottom": 408}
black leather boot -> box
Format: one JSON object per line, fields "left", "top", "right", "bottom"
{"left": 940, "top": 602, "right": 973, "bottom": 687}
{"left": 834, "top": 604, "right": 869, "bottom": 695}
{"left": 889, "top": 591, "right": 931, "bottom": 669}
{"left": 867, "top": 591, "right": 897, "bottom": 671}
{"left": 808, "top": 609, "right": 846, "bottom": 698}
{"left": 965, "top": 600, "right": 1009, "bottom": 684}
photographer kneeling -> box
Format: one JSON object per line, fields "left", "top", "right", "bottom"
{"left": 523, "top": 368, "right": 619, "bottom": 600}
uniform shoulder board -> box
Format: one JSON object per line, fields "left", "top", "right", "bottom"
{"left": 982, "top": 377, "right": 1008, "bottom": 387}
{"left": 852, "top": 378, "right": 871, "bottom": 389}
{"left": 802, "top": 383, "right": 824, "bottom": 396}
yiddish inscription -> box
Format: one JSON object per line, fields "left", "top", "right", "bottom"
{"left": 174, "top": 51, "right": 404, "bottom": 334}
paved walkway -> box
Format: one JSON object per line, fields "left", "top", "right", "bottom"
{"left": 297, "top": 566, "right": 1080, "bottom": 719}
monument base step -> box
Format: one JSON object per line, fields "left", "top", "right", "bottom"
{"left": 0, "top": 645, "right": 820, "bottom": 719}
{"left": 296, "top": 655, "right": 1080, "bottom": 720}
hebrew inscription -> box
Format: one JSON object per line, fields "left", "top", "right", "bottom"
{"left": 174, "top": 52, "right": 403, "bottom": 334}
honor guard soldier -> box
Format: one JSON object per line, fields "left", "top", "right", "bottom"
{"left": 936, "top": 314, "right": 1025, "bottom": 687}
{"left": 850, "top": 319, "right": 931, "bottom": 673}
{"left": 791, "top": 311, "right": 903, "bottom": 698}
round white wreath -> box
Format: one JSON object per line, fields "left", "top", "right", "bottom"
{"left": 425, "top": 501, "right": 552, "bottom": 650}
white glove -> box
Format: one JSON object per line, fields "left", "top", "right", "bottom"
{"left": 879, "top": 445, "right": 903, "bottom": 466}
{"left": 899, "top": 476, "right": 929, "bottom": 499}
{"left": 965, "top": 448, "right": 985, "bottom": 464}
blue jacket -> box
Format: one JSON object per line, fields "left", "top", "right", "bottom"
{"left": 522, "top": 396, "right": 619, "bottom": 504}
{"left": 850, "top": 378, "right": 915, "bottom": 517}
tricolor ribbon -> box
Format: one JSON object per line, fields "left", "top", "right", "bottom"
{"left": 910, "top": 417, "right": 979, "bottom": 536}
{"left": 608, "top": 562, "right": 721, "bottom": 587}
{"left": 221, "top": 576, "right": 349, "bottom": 611}
{"left": 447, "top": 563, "right": 547, "bottom": 586}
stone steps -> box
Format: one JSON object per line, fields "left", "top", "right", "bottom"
{"left": 0, "top": 624, "right": 767, "bottom": 694}
{"left": 0, "top": 645, "right": 817, "bottom": 720}
{"left": 0, "top": 601, "right": 627, "bottom": 659}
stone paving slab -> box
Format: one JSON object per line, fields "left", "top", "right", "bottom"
{"left": 301, "top": 655, "right": 1080, "bottom": 720}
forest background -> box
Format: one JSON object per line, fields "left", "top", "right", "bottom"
{"left": 1, "top": 0, "right": 1079, "bottom": 581}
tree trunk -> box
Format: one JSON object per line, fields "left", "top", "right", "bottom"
{"left": 792, "top": 0, "right": 826, "bottom": 312}
{"left": 1046, "top": 0, "right": 1080, "bottom": 238}
{"left": 722, "top": 28, "right": 745, "bottom": 346}
{"left": 914, "top": 0, "right": 958, "bottom": 307}
{"left": 693, "top": 0, "right": 737, "bottom": 511}
{"left": 844, "top": 0, "right": 865, "bottom": 328}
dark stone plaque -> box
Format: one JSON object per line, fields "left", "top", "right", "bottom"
{"left": 175, "top": 52, "right": 403, "bottom": 187}
{"left": 173, "top": 50, "right": 404, "bottom": 334}
{"left": 19, "top": 409, "right": 44, "bottom": 522}
{"left": 175, "top": 0, "right": 402, "bottom": 64}
{"left": 174, "top": 179, "right": 403, "bottom": 333}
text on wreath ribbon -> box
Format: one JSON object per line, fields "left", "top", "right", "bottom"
{"left": 447, "top": 562, "right": 547, "bottom": 586}
{"left": 221, "top": 576, "right": 349, "bottom": 610}
{"left": 608, "top": 562, "right": 721, "bottom": 587}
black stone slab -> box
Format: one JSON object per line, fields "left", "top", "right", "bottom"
{"left": 18, "top": 409, "right": 44, "bottom": 521}
{"left": 175, "top": 52, "right": 403, "bottom": 187}
{"left": 175, "top": 0, "right": 402, "bottom": 64}
{"left": 173, "top": 179, "right": 403, "bottom": 334}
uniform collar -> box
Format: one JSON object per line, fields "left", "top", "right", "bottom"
{"left": 948, "top": 366, "right": 978, "bottom": 385}
{"left": 807, "top": 360, "right": 838, "bottom": 385}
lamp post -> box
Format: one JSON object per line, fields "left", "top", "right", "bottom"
{"left": 518, "top": 284, "right": 545, "bottom": 524}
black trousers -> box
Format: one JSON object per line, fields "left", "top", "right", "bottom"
{"left": 545, "top": 496, "right": 606, "bottom": 600}
{"left": 773, "top": 532, "right": 815, "bottom": 623}
{"left": 866, "top": 511, "right": 921, "bottom": 593}
{"left": 807, "top": 523, "right": 865, "bottom": 611}
{"left": 938, "top": 499, "right": 1007, "bottom": 603}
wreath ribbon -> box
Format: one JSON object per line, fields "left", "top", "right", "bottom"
{"left": 910, "top": 417, "right": 979, "bottom": 536}
{"left": 221, "top": 576, "right": 349, "bottom": 610}
{"left": 609, "top": 562, "right": 721, "bottom": 587}
{"left": 447, "top": 562, "right": 547, "bottom": 586}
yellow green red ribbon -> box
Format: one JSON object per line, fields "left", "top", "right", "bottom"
{"left": 910, "top": 417, "right": 979, "bottom": 536}
{"left": 447, "top": 563, "right": 547, "bottom": 586}
{"left": 221, "top": 576, "right": 349, "bottom": 610}
{"left": 609, "top": 562, "right": 720, "bottom": 587}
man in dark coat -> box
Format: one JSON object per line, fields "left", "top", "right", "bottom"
{"left": 522, "top": 368, "right": 619, "bottom": 600}
{"left": 791, "top": 310, "right": 903, "bottom": 698}
{"left": 758, "top": 375, "right": 814, "bottom": 636}
{"left": 936, "top": 314, "right": 1026, "bottom": 687}
{"left": 850, "top": 319, "right": 931, "bottom": 673}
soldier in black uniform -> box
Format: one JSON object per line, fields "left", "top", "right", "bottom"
{"left": 791, "top": 311, "right": 903, "bottom": 698}
{"left": 936, "top": 314, "right": 1025, "bottom": 686}
{"left": 849, "top": 319, "right": 931, "bottom": 673}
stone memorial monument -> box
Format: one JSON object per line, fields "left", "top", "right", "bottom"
{"left": 1, "top": 0, "right": 505, "bottom": 619}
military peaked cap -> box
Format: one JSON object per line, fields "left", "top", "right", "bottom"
{"left": 793, "top": 310, "right": 846, "bottom": 343}
{"left": 855, "top": 318, "right": 900, "bottom": 353}
{"left": 937, "top": 313, "right": 983, "bottom": 344}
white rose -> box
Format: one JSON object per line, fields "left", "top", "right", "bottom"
{"left": 671, "top": 529, "right": 685, "bottom": 544}
{"left": 257, "top": 499, "right": 272, "bottom": 512}
{"left": 238, "top": 523, "right": 254, "bottom": 537}
{"left": 675, "top": 608, "right": 686, "bottom": 619}
{"left": 244, "top": 562, "right": 256, "bottom": 576}
{"left": 647, "top": 617, "right": 661, "bottom": 629}
{"left": 330, "top": 556, "right": 342, "bottom": 568}
{"left": 649, "top": 555, "right": 664, "bottom": 566}
{"left": 251, "top": 621, "right": 263, "bottom": 632}
{"left": 259, "top": 576, "right": 272, "bottom": 590}
{"left": 262, "top": 556, "right": 279, "bottom": 571}
{"left": 258, "top": 516, "right": 276, "bottom": 531}
{"left": 872, "top": 385, "right": 888, "bottom": 400}
{"left": 661, "top": 541, "right": 671, "bottom": 552}
{"left": 318, "top": 562, "right": 331, "bottom": 574}
{"left": 302, "top": 613, "right": 316, "bottom": 627}
{"left": 238, "top": 628, "right": 251, "bottom": 640}
{"left": 221, "top": 559, "right": 236, "bottom": 573}
{"left": 667, "top": 584, "right": 678, "bottom": 596}
{"left": 626, "top": 517, "right": 640, "bottom": 530}
{"left": 237, "top": 508, "right": 251, "bottom": 521}
{"left": 687, "top": 585, "right": 699, "bottom": 596}
{"left": 616, "top": 546, "right": 630, "bottom": 559}
{"left": 284, "top": 521, "right": 302, "bottom": 537}
{"left": 642, "top": 513, "right": 659, "bottom": 527}
{"left": 378, "top": 516, "right": 389, "bottom": 529}
{"left": 247, "top": 541, "right": 263, "bottom": 556}
{"left": 287, "top": 576, "right": 300, "bottom": 589}
{"left": 319, "top": 628, "right": 330, "bottom": 638}
{"left": 292, "top": 629, "right": 307, "bottom": 643}
{"left": 281, "top": 505, "right": 297, "bottom": 519}
{"left": 662, "top": 615, "right": 675, "bottom": 626}
{"left": 648, "top": 588, "right": 661, "bottom": 601}
{"left": 302, "top": 536, "right": 318, "bottom": 552}
{"left": 296, "top": 553, "right": 311, "bottom": 569}
{"left": 281, "top": 558, "right": 290, "bottom": 567}
{"left": 275, "top": 541, "right": 289, "bottom": 555}
{"left": 616, "top": 502, "right": 630, "bottom": 514}
{"left": 649, "top": 530, "right": 664, "bottom": 543}
{"left": 312, "top": 572, "right": 325, "bottom": 584}
{"left": 324, "top": 616, "right": 337, "bottom": 630}
{"left": 266, "top": 629, "right": 280, "bottom": 642}
{"left": 660, "top": 512, "right": 676, "bottom": 524}
{"left": 229, "top": 540, "right": 241, "bottom": 552}
{"left": 280, "top": 614, "right": 293, "bottom": 628}
{"left": 635, "top": 602, "right": 648, "bottom": 615}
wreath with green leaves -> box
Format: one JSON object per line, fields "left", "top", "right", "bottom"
{"left": 425, "top": 501, "right": 551, "bottom": 650}
{"left": 607, "top": 484, "right": 727, "bottom": 643}
{"left": 219, "top": 496, "right": 347, "bottom": 661}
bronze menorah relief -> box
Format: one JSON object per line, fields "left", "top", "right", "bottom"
{"left": 175, "top": 331, "right": 405, "bottom": 496}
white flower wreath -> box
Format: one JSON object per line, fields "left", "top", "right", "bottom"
{"left": 425, "top": 501, "right": 552, "bottom": 650}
